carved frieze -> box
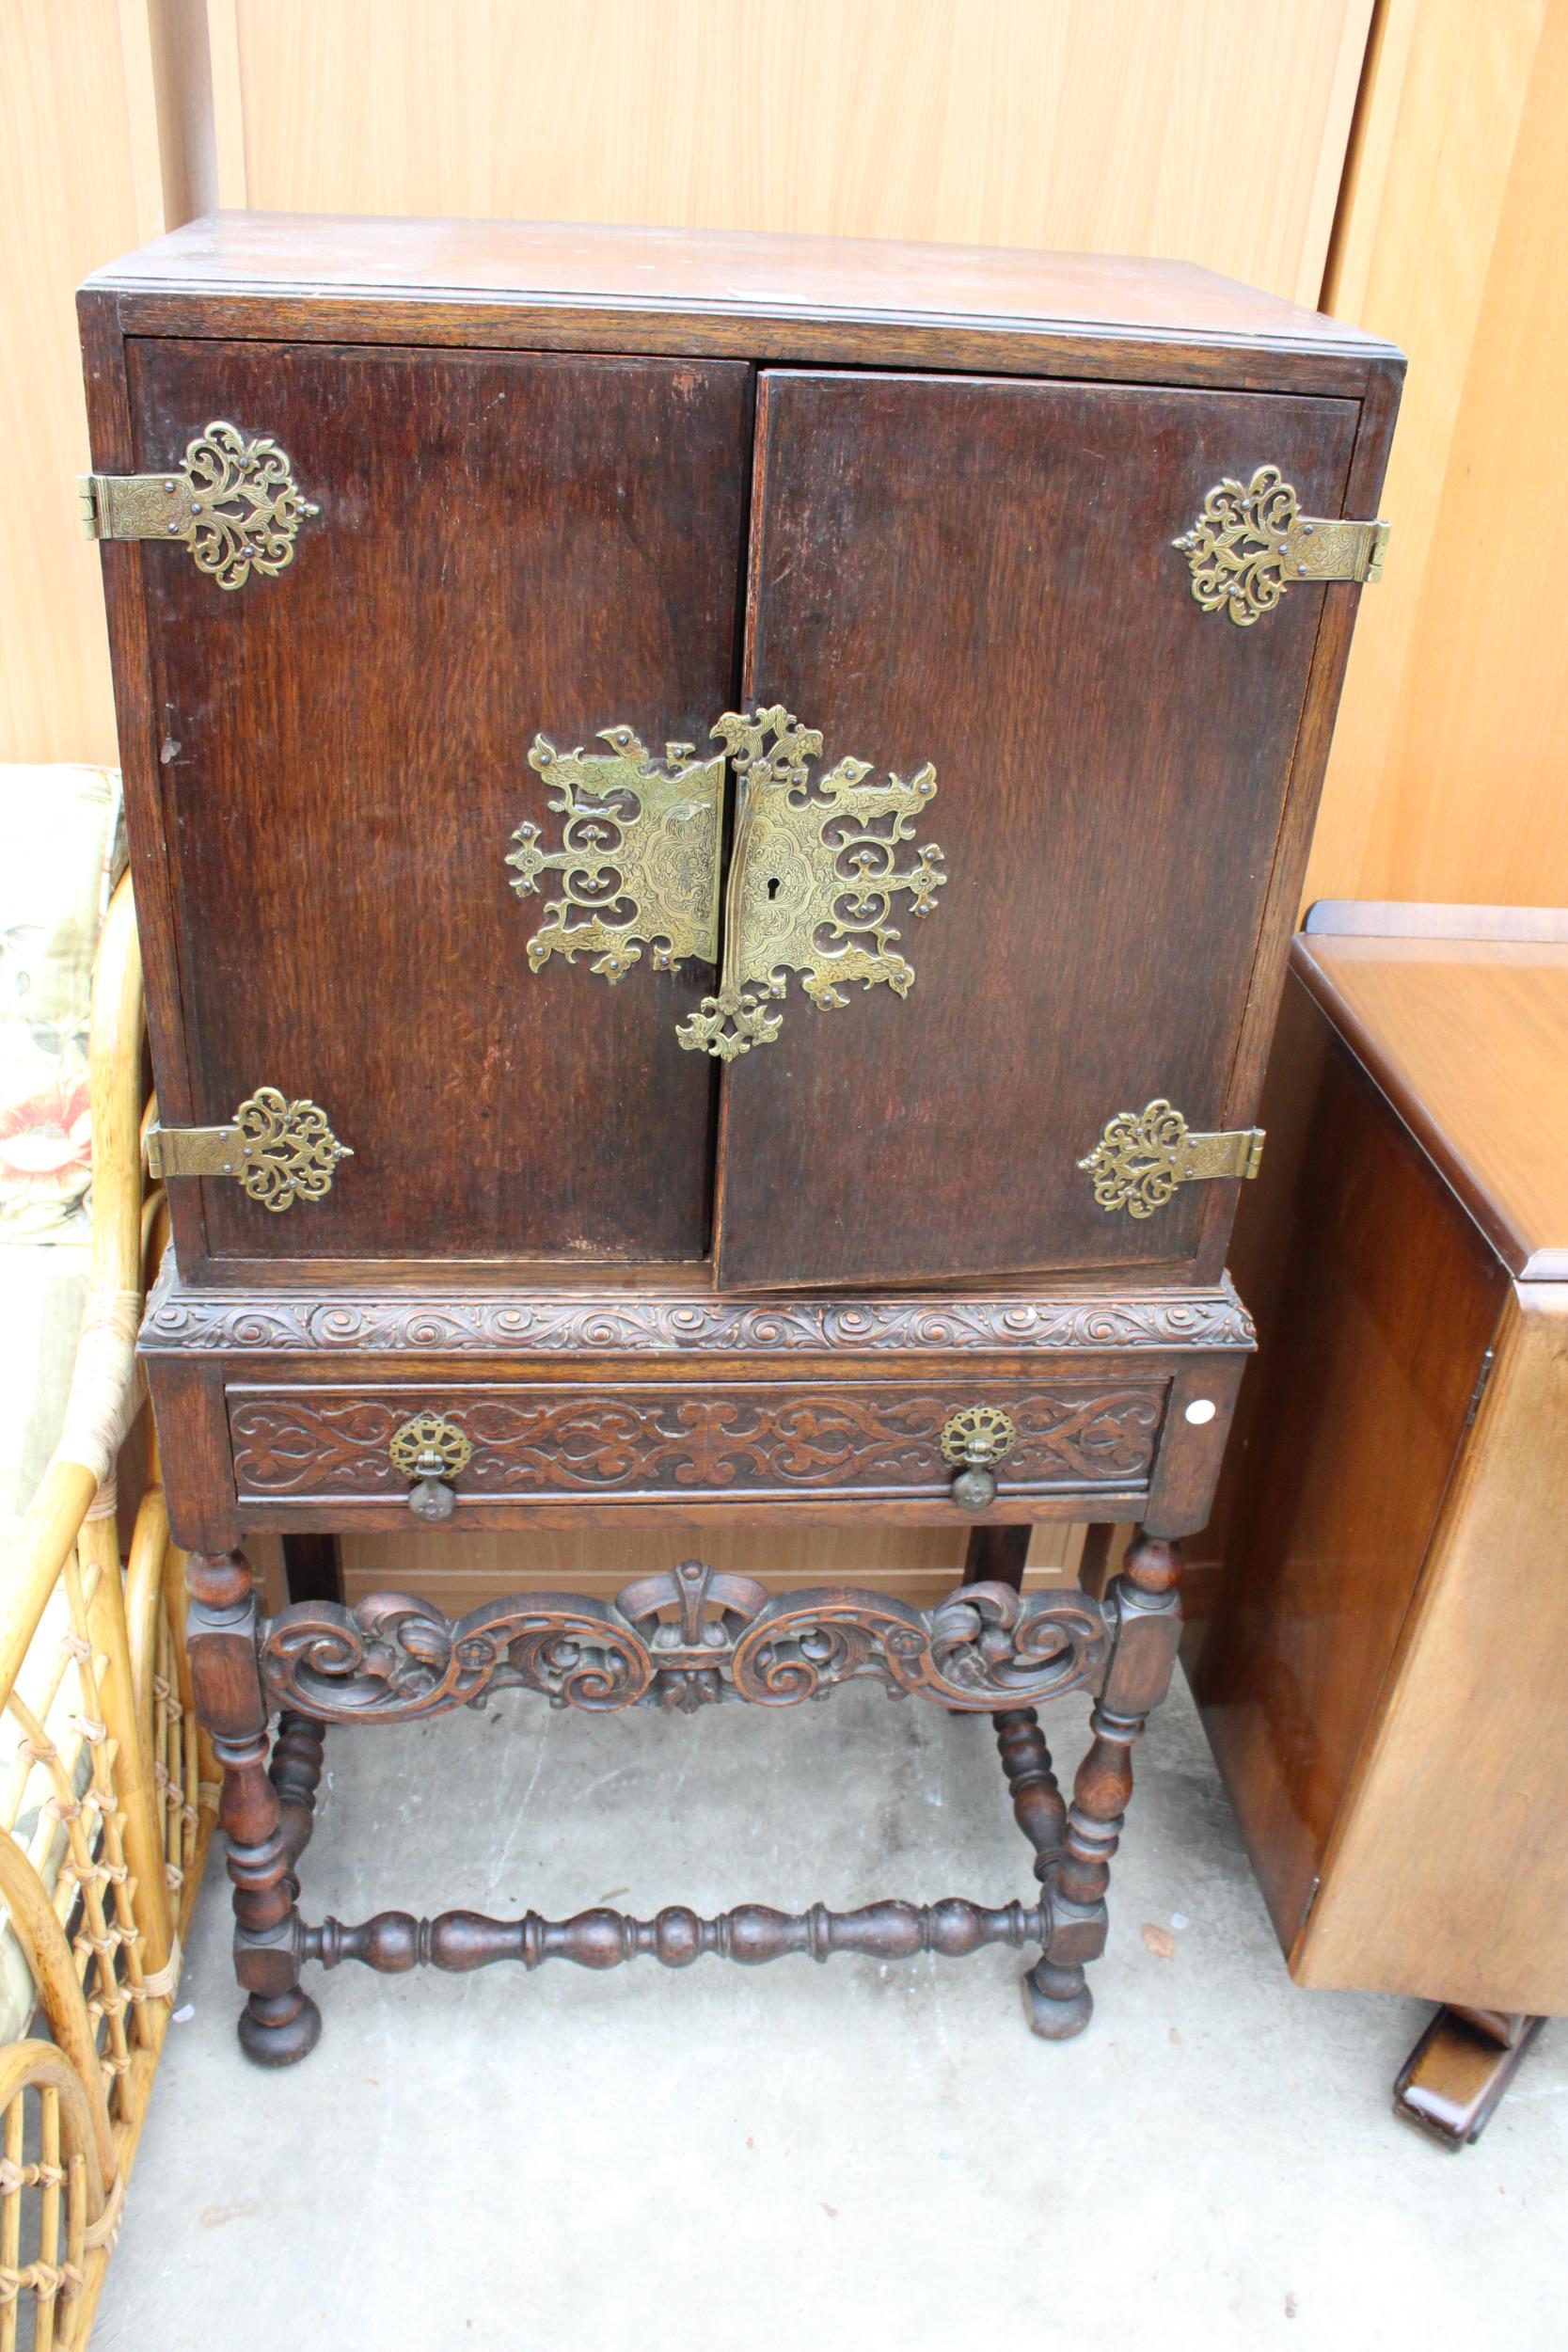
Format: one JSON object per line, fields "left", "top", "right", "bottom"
{"left": 259, "top": 1564, "right": 1116, "bottom": 1721}
{"left": 144, "top": 1270, "right": 1255, "bottom": 1357}
{"left": 229, "top": 1383, "right": 1165, "bottom": 1501}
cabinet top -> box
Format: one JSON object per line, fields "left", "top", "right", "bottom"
{"left": 81, "top": 212, "right": 1401, "bottom": 389}
{"left": 1295, "top": 906, "right": 1568, "bottom": 1283}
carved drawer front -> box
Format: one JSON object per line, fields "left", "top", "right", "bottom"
{"left": 227, "top": 1381, "right": 1169, "bottom": 1508}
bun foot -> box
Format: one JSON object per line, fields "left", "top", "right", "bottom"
{"left": 1022, "top": 1958, "right": 1094, "bottom": 2041}
{"left": 238, "top": 1989, "right": 323, "bottom": 2069}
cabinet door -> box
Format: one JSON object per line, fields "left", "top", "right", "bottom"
{"left": 713, "top": 371, "right": 1359, "bottom": 1291}
{"left": 126, "top": 342, "right": 750, "bottom": 1267}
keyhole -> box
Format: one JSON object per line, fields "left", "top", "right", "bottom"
{"left": 767, "top": 876, "right": 781, "bottom": 900}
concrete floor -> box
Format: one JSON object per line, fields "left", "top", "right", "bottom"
{"left": 97, "top": 1674, "right": 1567, "bottom": 2351}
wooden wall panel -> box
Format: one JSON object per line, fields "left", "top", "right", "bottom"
{"left": 341, "top": 1520, "right": 1082, "bottom": 1611}
{"left": 1308, "top": 0, "right": 1568, "bottom": 906}
{"left": 0, "top": 0, "right": 166, "bottom": 767}
{"left": 3, "top": 0, "right": 1379, "bottom": 777}
{"left": 213, "top": 0, "right": 1371, "bottom": 305}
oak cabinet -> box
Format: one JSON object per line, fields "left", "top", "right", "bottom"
{"left": 80, "top": 215, "right": 1399, "bottom": 2060}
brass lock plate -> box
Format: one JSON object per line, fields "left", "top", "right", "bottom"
{"left": 676, "top": 707, "right": 947, "bottom": 1059}
{"left": 506, "top": 726, "right": 724, "bottom": 978}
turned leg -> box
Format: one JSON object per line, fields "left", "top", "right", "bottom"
{"left": 281, "top": 1533, "right": 345, "bottom": 1606}
{"left": 995, "top": 1708, "right": 1067, "bottom": 1875}
{"left": 962, "top": 1524, "right": 1030, "bottom": 1591}
{"left": 957, "top": 1527, "right": 1032, "bottom": 1727}
{"left": 271, "top": 1710, "right": 327, "bottom": 1886}
{"left": 187, "top": 1549, "right": 322, "bottom": 2068}
{"left": 1022, "top": 1528, "right": 1182, "bottom": 2041}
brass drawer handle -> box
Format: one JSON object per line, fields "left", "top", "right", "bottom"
{"left": 388, "top": 1413, "right": 472, "bottom": 1524}
{"left": 941, "top": 1407, "right": 1017, "bottom": 1513}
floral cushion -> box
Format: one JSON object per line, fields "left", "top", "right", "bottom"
{"left": 0, "top": 767, "right": 124, "bottom": 1534}
{"left": 0, "top": 766, "right": 124, "bottom": 1243}
{"left": 0, "top": 768, "right": 130, "bottom": 2037}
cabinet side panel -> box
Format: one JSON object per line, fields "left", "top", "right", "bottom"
{"left": 1300, "top": 1286, "right": 1568, "bottom": 2010}
{"left": 1186, "top": 991, "right": 1505, "bottom": 1955}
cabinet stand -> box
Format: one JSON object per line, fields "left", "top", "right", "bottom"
{"left": 187, "top": 1526, "right": 1182, "bottom": 2065}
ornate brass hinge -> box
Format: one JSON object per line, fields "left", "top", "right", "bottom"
{"left": 147, "top": 1087, "right": 352, "bottom": 1213}
{"left": 78, "top": 421, "right": 318, "bottom": 592}
{"left": 506, "top": 725, "right": 724, "bottom": 978}
{"left": 676, "top": 707, "right": 946, "bottom": 1059}
{"left": 1079, "top": 1100, "right": 1263, "bottom": 1218}
{"left": 1174, "top": 466, "right": 1388, "bottom": 627}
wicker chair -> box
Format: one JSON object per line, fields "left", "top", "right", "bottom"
{"left": 0, "top": 870, "right": 216, "bottom": 2344}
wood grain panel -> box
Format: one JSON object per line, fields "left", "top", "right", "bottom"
{"left": 718, "top": 370, "right": 1356, "bottom": 1290}
{"left": 0, "top": 0, "right": 161, "bottom": 765}
{"left": 123, "top": 337, "right": 749, "bottom": 1267}
{"left": 220, "top": 0, "right": 1372, "bottom": 305}
{"left": 1297, "top": 1285, "right": 1568, "bottom": 2010}
{"left": 341, "top": 1519, "right": 1083, "bottom": 1609}
{"left": 1294, "top": 930, "right": 1568, "bottom": 1281}
{"left": 1186, "top": 1003, "right": 1506, "bottom": 1953}
{"left": 1309, "top": 0, "right": 1568, "bottom": 906}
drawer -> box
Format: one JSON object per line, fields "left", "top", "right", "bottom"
{"left": 227, "top": 1379, "right": 1170, "bottom": 1510}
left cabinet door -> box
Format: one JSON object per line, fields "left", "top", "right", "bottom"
{"left": 110, "top": 341, "right": 752, "bottom": 1269}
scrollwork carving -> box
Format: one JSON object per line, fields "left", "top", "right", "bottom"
{"left": 258, "top": 1564, "right": 1113, "bottom": 1723}
{"left": 261, "top": 1588, "right": 656, "bottom": 1721}
{"left": 229, "top": 1385, "right": 1166, "bottom": 1501}
{"left": 142, "top": 1267, "right": 1258, "bottom": 1357}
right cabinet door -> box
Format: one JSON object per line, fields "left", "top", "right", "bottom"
{"left": 712, "top": 370, "right": 1359, "bottom": 1291}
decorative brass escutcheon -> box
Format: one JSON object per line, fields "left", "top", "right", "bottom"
{"left": 78, "top": 421, "right": 319, "bottom": 592}
{"left": 506, "top": 725, "right": 725, "bottom": 979}
{"left": 146, "top": 1087, "right": 352, "bottom": 1213}
{"left": 676, "top": 707, "right": 946, "bottom": 1059}
{"left": 1174, "top": 466, "right": 1388, "bottom": 627}
{"left": 508, "top": 706, "right": 946, "bottom": 1057}
{"left": 388, "top": 1412, "right": 473, "bottom": 1523}
{"left": 941, "top": 1406, "right": 1017, "bottom": 1513}
{"left": 1079, "top": 1099, "right": 1264, "bottom": 1218}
